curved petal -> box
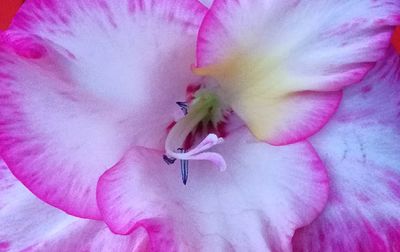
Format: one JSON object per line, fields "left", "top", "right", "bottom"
{"left": 0, "top": 0, "right": 206, "bottom": 218}
{"left": 292, "top": 48, "right": 400, "bottom": 251}
{"left": 196, "top": 0, "right": 400, "bottom": 144}
{"left": 238, "top": 91, "right": 342, "bottom": 146}
{"left": 0, "top": 161, "right": 149, "bottom": 252}
{"left": 97, "top": 129, "right": 328, "bottom": 251}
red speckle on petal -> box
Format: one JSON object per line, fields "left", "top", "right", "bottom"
{"left": 186, "top": 84, "right": 201, "bottom": 101}
{"left": 216, "top": 121, "right": 227, "bottom": 138}
{"left": 361, "top": 85, "right": 372, "bottom": 93}
{"left": 392, "top": 26, "right": 400, "bottom": 54}
{"left": 5, "top": 37, "right": 48, "bottom": 59}
{"left": 166, "top": 121, "right": 176, "bottom": 132}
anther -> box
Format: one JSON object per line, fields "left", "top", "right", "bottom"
{"left": 163, "top": 155, "right": 176, "bottom": 165}
{"left": 176, "top": 101, "right": 188, "bottom": 115}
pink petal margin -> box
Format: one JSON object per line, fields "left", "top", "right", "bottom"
{"left": 293, "top": 47, "right": 400, "bottom": 251}
{"left": 0, "top": 161, "right": 150, "bottom": 252}
{"left": 97, "top": 128, "right": 329, "bottom": 251}
{"left": 195, "top": 0, "right": 400, "bottom": 145}
{"left": 0, "top": 0, "right": 206, "bottom": 219}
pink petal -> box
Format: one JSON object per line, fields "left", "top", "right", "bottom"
{"left": 195, "top": 0, "right": 400, "bottom": 144}
{"left": 0, "top": 0, "right": 206, "bottom": 218}
{"left": 97, "top": 129, "right": 328, "bottom": 251}
{"left": 247, "top": 91, "right": 342, "bottom": 146}
{"left": 292, "top": 47, "right": 400, "bottom": 251}
{"left": 0, "top": 161, "right": 149, "bottom": 252}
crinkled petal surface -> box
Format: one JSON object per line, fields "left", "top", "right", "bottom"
{"left": 292, "top": 48, "right": 400, "bottom": 251}
{"left": 0, "top": 0, "right": 206, "bottom": 218}
{"left": 0, "top": 160, "right": 149, "bottom": 252}
{"left": 196, "top": 0, "right": 400, "bottom": 144}
{"left": 97, "top": 129, "right": 328, "bottom": 251}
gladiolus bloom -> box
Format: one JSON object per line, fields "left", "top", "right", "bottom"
{"left": 0, "top": 0, "right": 400, "bottom": 251}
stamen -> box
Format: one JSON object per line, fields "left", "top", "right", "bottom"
{"left": 178, "top": 148, "right": 189, "bottom": 185}
{"left": 164, "top": 91, "right": 227, "bottom": 183}
{"left": 177, "top": 102, "right": 189, "bottom": 184}
{"left": 163, "top": 155, "right": 176, "bottom": 165}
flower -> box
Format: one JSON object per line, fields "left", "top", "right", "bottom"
{"left": 2, "top": 49, "right": 400, "bottom": 251}
{"left": 0, "top": 0, "right": 399, "bottom": 251}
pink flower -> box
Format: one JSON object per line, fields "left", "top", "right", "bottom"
{"left": 0, "top": 0, "right": 399, "bottom": 251}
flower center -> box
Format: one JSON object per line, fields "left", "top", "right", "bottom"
{"left": 163, "top": 89, "right": 227, "bottom": 184}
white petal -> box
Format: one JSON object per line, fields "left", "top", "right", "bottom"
{"left": 98, "top": 129, "right": 328, "bottom": 251}
{"left": 293, "top": 48, "right": 400, "bottom": 251}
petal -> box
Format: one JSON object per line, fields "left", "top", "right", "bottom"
{"left": 97, "top": 129, "right": 328, "bottom": 251}
{"left": 8, "top": 0, "right": 205, "bottom": 114}
{"left": 0, "top": 0, "right": 206, "bottom": 218}
{"left": 196, "top": 0, "right": 400, "bottom": 144}
{"left": 238, "top": 91, "right": 342, "bottom": 146}
{"left": 6, "top": 0, "right": 206, "bottom": 148}
{"left": 0, "top": 161, "right": 149, "bottom": 252}
{"left": 40, "top": 225, "right": 150, "bottom": 252}
{"left": 292, "top": 47, "right": 400, "bottom": 251}
{"left": 0, "top": 47, "right": 131, "bottom": 219}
